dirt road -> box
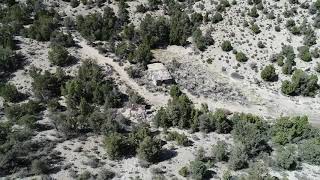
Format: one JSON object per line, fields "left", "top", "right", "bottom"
{"left": 77, "top": 38, "right": 320, "bottom": 125}
{"left": 78, "top": 40, "right": 169, "bottom": 107}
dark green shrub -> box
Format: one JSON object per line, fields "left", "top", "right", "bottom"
{"left": 228, "top": 143, "right": 248, "bottom": 170}
{"left": 275, "top": 145, "right": 299, "bottom": 170}
{"left": 251, "top": 24, "right": 261, "bottom": 34}
{"left": 281, "top": 69, "right": 319, "bottom": 97}
{"left": 212, "top": 109, "right": 233, "bottom": 134}
{"left": 31, "top": 159, "right": 50, "bottom": 175}
{"left": 248, "top": 6, "right": 259, "bottom": 18}
{"left": 298, "top": 46, "right": 312, "bottom": 62}
{"left": 271, "top": 116, "right": 311, "bottom": 145}
{"left": 30, "top": 67, "right": 67, "bottom": 101}
{"left": 97, "top": 169, "right": 115, "bottom": 180}
{"left": 137, "top": 136, "right": 162, "bottom": 163}
{"left": 261, "top": 65, "right": 277, "bottom": 82}
{"left": 179, "top": 166, "right": 189, "bottom": 177}
{"left": 50, "top": 31, "right": 75, "bottom": 47}
{"left": 189, "top": 160, "right": 207, "bottom": 180}
{"left": 76, "top": 7, "right": 117, "bottom": 41}
{"left": 221, "top": 41, "right": 233, "bottom": 52}
{"left": 169, "top": 11, "right": 192, "bottom": 46}
{"left": 0, "top": 47, "right": 18, "bottom": 76}
{"left": 0, "top": 83, "right": 21, "bottom": 102}
{"left": 4, "top": 100, "right": 42, "bottom": 122}
{"left": 28, "top": 13, "right": 59, "bottom": 41}
{"left": 212, "top": 12, "right": 223, "bottom": 23}
{"left": 235, "top": 51, "right": 248, "bottom": 62}
{"left": 231, "top": 113, "right": 270, "bottom": 157}
{"left": 192, "top": 28, "right": 207, "bottom": 51}
{"left": 48, "top": 45, "right": 71, "bottom": 66}
{"left": 299, "top": 138, "right": 320, "bottom": 165}
{"left": 70, "top": 0, "right": 80, "bottom": 8}
{"left": 211, "top": 140, "right": 228, "bottom": 162}
{"left": 133, "top": 41, "right": 152, "bottom": 66}
{"left": 104, "top": 132, "right": 128, "bottom": 160}
{"left": 166, "top": 131, "right": 190, "bottom": 146}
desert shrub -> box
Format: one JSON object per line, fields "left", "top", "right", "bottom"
{"left": 315, "top": 62, "right": 320, "bottom": 73}
{"left": 221, "top": 40, "right": 233, "bottom": 52}
{"left": 153, "top": 107, "right": 171, "bottom": 128}
{"left": 62, "top": 60, "right": 122, "bottom": 109}
{"left": 231, "top": 113, "right": 270, "bottom": 157}
{"left": 127, "top": 124, "right": 152, "bottom": 149}
{"left": 104, "top": 132, "right": 128, "bottom": 160}
{"left": 139, "top": 15, "right": 170, "bottom": 47}
{"left": 251, "top": 23, "right": 261, "bottom": 34}
{"left": 169, "top": 11, "right": 192, "bottom": 46}
{"left": 50, "top": 31, "right": 75, "bottom": 47}
{"left": 248, "top": 6, "right": 259, "bottom": 18}
{"left": 166, "top": 131, "right": 190, "bottom": 146}
{"left": 271, "top": 116, "right": 311, "bottom": 145}
{"left": 299, "top": 138, "right": 320, "bottom": 165}
{"left": 18, "top": 115, "right": 37, "bottom": 129}
{"left": 126, "top": 66, "right": 142, "bottom": 78}
{"left": 212, "top": 109, "right": 233, "bottom": 134}
{"left": 70, "top": 0, "right": 80, "bottom": 8}
{"left": 298, "top": 46, "right": 312, "bottom": 62}
{"left": 97, "top": 169, "right": 115, "bottom": 180}
{"left": 30, "top": 67, "right": 67, "bottom": 101}
{"left": 0, "top": 26, "right": 15, "bottom": 49}
{"left": 228, "top": 143, "right": 249, "bottom": 170}
{"left": 257, "top": 41, "right": 265, "bottom": 48}
{"left": 63, "top": 16, "right": 75, "bottom": 30}
{"left": 280, "top": 45, "right": 296, "bottom": 74}
{"left": 245, "top": 162, "right": 274, "bottom": 180}
{"left": 303, "top": 28, "right": 317, "bottom": 46}
{"left": 4, "top": 100, "right": 42, "bottom": 122}
{"left": 212, "top": 12, "right": 223, "bottom": 23}
{"left": 179, "top": 166, "right": 189, "bottom": 177}
{"left": 166, "top": 94, "right": 194, "bottom": 129}
{"left": 28, "top": 12, "right": 59, "bottom": 41}
{"left": 136, "top": 4, "right": 148, "bottom": 13}
{"left": 190, "top": 12, "right": 203, "bottom": 27}
{"left": 235, "top": 51, "right": 248, "bottom": 62}
{"left": 133, "top": 40, "right": 153, "bottom": 66}
{"left": 281, "top": 69, "right": 319, "bottom": 97}
{"left": 76, "top": 7, "right": 117, "bottom": 41}
{"left": 189, "top": 160, "right": 207, "bottom": 180}
{"left": 78, "top": 171, "right": 92, "bottom": 180}
{"left": 117, "top": 0, "right": 129, "bottom": 26}
{"left": 311, "top": 48, "right": 319, "bottom": 58}
{"left": 0, "top": 83, "right": 22, "bottom": 102}
{"left": 314, "top": 14, "right": 320, "bottom": 28}
{"left": 88, "top": 110, "right": 122, "bottom": 134}
{"left": 137, "top": 136, "right": 162, "bottom": 163}
{"left": 198, "top": 113, "right": 214, "bottom": 133}
{"left": 275, "top": 145, "right": 299, "bottom": 170}
{"left": 276, "top": 55, "right": 285, "bottom": 66}
{"left": 211, "top": 140, "right": 228, "bottom": 162}
{"left": 282, "top": 61, "right": 294, "bottom": 75}
{"left": 192, "top": 28, "right": 207, "bottom": 51}
{"left": 261, "top": 65, "right": 277, "bottom": 82}
{"left": 0, "top": 47, "right": 19, "bottom": 76}
{"left": 48, "top": 45, "right": 71, "bottom": 66}
{"left": 222, "top": 170, "right": 232, "bottom": 180}
{"left": 115, "top": 41, "right": 135, "bottom": 59}
{"left": 31, "top": 159, "right": 50, "bottom": 175}
{"left": 122, "top": 23, "right": 135, "bottom": 40}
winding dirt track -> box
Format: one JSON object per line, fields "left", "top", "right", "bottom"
{"left": 77, "top": 39, "right": 320, "bottom": 126}
{"left": 78, "top": 40, "right": 169, "bottom": 107}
